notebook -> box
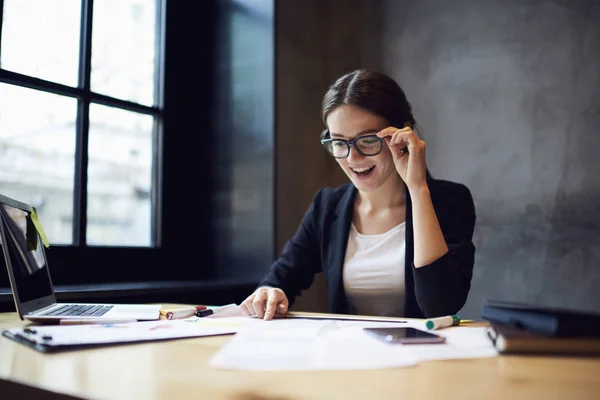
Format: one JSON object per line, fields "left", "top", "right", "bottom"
{"left": 481, "top": 300, "right": 600, "bottom": 338}
{"left": 0, "top": 193, "right": 160, "bottom": 323}
{"left": 486, "top": 323, "right": 600, "bottom": 355}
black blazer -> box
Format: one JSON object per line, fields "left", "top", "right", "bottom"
{"left": 259, "top": 177, "right": 476, "bottom": 318}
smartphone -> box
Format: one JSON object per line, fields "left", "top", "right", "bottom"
{"left": 363, "top": 327, "right": 446, "bottom": 344}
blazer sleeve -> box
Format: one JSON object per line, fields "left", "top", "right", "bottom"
{"left": 258, "top": 189, "right": 323, "bottom": 307}
{"left": 412, "top": 184, "right": 476, "bottom": 317}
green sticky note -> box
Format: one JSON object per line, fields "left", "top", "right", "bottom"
{"left": 26, "top": 214, "right": 38, "bottom": 251}
{"left": 30, "top": 208, "right": 49, "bottom": 248}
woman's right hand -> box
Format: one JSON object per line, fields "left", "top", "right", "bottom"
{"left": 240, "top": 286, "right": 289, "bottom": 320}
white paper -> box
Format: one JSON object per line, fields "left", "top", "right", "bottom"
{"left": 209, "top": 319, "right": 417, "bottom": 371}
{"left": 205, "top": 304, "right": 247, "bottom": 318}
{"left": 209, "top": 320, "right": 497, "bottom": 370}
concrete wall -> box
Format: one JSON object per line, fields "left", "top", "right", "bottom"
{"left": 380, "top": 0, "right": 600, "bottom": 317}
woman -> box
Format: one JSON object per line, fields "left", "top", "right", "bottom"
{"left": 241, "top": 69, "right": 476, "bottom": 320}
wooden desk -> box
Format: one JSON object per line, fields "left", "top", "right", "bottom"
{"left": 1, "top": 305, "right": 599, "bottom": 400}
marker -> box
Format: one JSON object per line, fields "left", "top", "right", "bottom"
{"left": 195, "top": 303, "right": 238, "bottom": 318}
{"left": 59, "top": 318, "right": 138, "bottom": 325}
{"left": 196, "top": 309, "right": 214, "bottom": 318}
{"left": 165, "top": 306, "right": 207, "bottom": 320}
{"left": 425, "top": 315, "right": 461, "bottom": 330}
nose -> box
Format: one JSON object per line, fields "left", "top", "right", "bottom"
{"left": 347, "top": 145, "right": 364, "bottom": 163}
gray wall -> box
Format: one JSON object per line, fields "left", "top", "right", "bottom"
{"left": 275, "top": 0, "right": 600, "bottom": 317}
{"left": 381, "top": 0, "right": 600, "bottom": 317}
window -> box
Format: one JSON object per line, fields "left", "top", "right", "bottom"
{"left": 0, "top": 0, "right": 164, "bottom": 248}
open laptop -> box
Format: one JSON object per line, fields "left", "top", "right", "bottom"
{"left": 0, "top": 193, "right": 161, "bottom": 323}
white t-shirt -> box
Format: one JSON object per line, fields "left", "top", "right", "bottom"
{"left": 342, "top": 222, "right": 406, "bottom": 317}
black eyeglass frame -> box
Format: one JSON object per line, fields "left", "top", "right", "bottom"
{"left": 320, "top": 131, "right": 384, "bottom": 159}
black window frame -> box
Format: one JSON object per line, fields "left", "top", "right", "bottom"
{"left": 0, "top": 0, "right": 166, "bottom": 248}
{"left": 0, "top": 0, "right": 234, "bottom": 299}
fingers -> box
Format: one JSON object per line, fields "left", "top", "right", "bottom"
{"left": 376, "top": 126, "right": 411, "bottom": 139}
{"left": 240, "top": 287, "right": 266, "bottom": 316}
{"left": 264, "top": 293, "right": 289, "bottom": 321}
{"left": 240, "top": 297, "right": 252, "bottom": 316}
{"left": 378, "top": 126, "right": 424, "bottom": 159}
{"left": 390, "top": 129, "right": 419, "bottom": 148}
{"left": 240, "top": 293, "right": 256, "bottom": 316}
{"left": 241, "top": 287, "right": 289, "bottom": 320}
{"left": 263, "top": 292, "right": 280, "bottom": 321}
{"left": 278, "top": 298, "right": 289, "bottom": 314}
{"left": 252, "top": 289, "right": 269, "bottom": 319}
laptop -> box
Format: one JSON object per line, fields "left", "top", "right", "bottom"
{"left": 0, "top": 193, "right": 161, "bottom": 323}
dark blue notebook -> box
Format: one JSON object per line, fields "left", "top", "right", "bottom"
{"left": 481, "top": 300, "right": 600, "bottom": 338}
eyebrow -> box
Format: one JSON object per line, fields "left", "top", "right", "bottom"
{"left": 329, "top": 129, "right": 380, "bottom": 139}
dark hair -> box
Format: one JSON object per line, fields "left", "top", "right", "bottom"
{"left": 321, "top": 69, "right": 416, "bottom": 140}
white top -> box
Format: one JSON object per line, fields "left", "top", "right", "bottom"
{"left": 342, "top": 222, "right": 406, "bottom": 317}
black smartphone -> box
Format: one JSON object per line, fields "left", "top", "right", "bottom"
{"left": 363, "top": 327, "right": 446, "bottom": 344}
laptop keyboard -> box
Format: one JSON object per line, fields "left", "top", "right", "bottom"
{"left": 41, "top": 305, "right": 114, "bottom": 317}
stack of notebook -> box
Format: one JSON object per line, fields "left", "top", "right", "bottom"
{"left": 481, "top": 300, "right": 600, "bottom": 355}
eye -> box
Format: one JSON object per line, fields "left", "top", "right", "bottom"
{"left": 332, "top": 141, "right": 346, "bottom": 148}
{"left": 359, "top": 137, "right": 379, "bottom": 145}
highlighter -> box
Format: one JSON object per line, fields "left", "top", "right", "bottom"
{"left": 425, "top": 315, "right": 461, "bottom": 330}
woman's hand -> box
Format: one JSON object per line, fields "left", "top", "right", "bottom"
{"left": 377, "top": 124, "right": 428, "bottom": 192}
{"left": 240, "top": 286, "right": 289, "bottom": 320}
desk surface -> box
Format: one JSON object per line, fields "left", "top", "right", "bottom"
{"left": 1, "top": 305, "right": 599, "bottom": 400}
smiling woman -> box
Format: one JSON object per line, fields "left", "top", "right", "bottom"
{"left": 240, "top": 69, "right": 477, "bottom": 321}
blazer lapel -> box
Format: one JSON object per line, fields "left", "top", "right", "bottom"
{"left": 327, "top": 185, "right": 356, "bottom": 314}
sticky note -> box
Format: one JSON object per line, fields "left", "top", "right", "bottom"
{"left": 29, "top": 208, "right": 49, "bottom": 248}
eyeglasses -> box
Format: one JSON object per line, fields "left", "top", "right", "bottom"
{"left": 320, "top": 134, "right": 383, "bottom": 159}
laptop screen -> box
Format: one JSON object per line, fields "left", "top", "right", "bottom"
{"left": 0, "top": 199, "right": 53, "bottom": 304}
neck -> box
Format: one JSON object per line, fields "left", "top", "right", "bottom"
{"left": 357, "top": 174, "right": 406, "bottom": 211}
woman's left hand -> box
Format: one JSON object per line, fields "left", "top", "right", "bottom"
{"left": 377, "top": 124, "right": 427, "bottom": 192}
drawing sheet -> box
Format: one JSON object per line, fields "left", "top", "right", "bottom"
{"left": 3, "top": 317, "right": 257, "bottom": 350}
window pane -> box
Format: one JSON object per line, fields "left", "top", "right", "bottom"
{"left": 0, "top": 84, "right": 77, "bottom": 245}
{"left": 0, "top": 0, "right": 81, "bottom": 86}
{"left": 91, "top": 0, "right": 157, "bottom": 106}
{"left": 87, "top": 104, "right": 153, "bottom": 247}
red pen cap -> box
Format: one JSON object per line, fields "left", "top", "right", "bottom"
{"left": 195, "top": 306, "right": 207, "bottom": 311}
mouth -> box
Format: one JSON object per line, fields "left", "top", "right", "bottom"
{"left": 350, "top": 165, "right": 376, "bottom": 178}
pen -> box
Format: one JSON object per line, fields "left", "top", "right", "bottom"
{"left": 59, "top": 318, "right": 138, "bottom": 325}
{"left": 164, "top": 306, "right": 208, "bottom": 320}
{"left": 425, "top": 315, "right": 461, "bottom": 330}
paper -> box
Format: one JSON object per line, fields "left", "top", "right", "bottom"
{"left": 3, "top": 317, "right": 255, "bottom": 351}
{"left": 29, "top": 208, "right": 49, "bottom": 248}
{"left": 209, "top": 319, "right": 417, "bottom": 371}
{"left": 206, "top": 304, "right": 246, "bottom": 318}
{"left": 209, "top": 320, "right": 498, "bottom": 370}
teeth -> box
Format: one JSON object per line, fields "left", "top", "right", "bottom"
{"left": 352, "top": 166, "right": 374, "bottom": 173}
